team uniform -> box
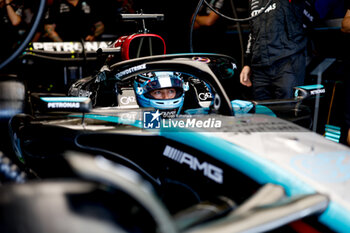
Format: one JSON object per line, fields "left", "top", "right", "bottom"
{"left": 245, "top": 0, "right": 307, "bottom": 100}
{"left": 44, "top": 0, "right": 102, "bottom": 41}
{"left": 0, "top": 0, "right": 23, "bottom": 58}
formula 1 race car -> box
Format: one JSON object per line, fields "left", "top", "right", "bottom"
{"left": 1, "top": 51, "right": 349, "bottom": 233}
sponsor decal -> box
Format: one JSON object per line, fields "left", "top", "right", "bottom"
{"left": 163, "top": 145, "right": 223, "bottom": 183}
{"left": 31, "top": 41, "right": 109, "bottom": 53}
{"left": 60, "top": 3, "right": 70, "bottom": 13}
{"left": 119, "top": 112, "right": 138, "bottom": 122}
{"left": 310, "top": 88, "right": 325, "bottom": 95}
{"left": 81, "top": 1, "right": 91, "bottom": 14}
{"left": 251, "top": 1, "right": 276, "bottom": 16}
{"left": 198, "top": 92, "right": 213, "bottom": 101}
{"left": 47, "top": 102, "right": 80, "bottom": 108}
{"left": 114, "top": 64, "right": 147, "bottom": 79}
{"left": 120, "top": 96, "right": 136, "bottom": 105}
{"left": 303, "top": 9, "right": 314, "bottom": 23}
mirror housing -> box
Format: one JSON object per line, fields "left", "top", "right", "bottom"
{"left": 294, "top": 84, "right": 326, "bottom": 101}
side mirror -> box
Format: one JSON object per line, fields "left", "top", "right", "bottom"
{"left": 294, "top": 84, "right": 326, "bottom": 101}
{"left": 252, "top": 84, "right": 326, "bottom": 106}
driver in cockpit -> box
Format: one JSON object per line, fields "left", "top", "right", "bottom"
{"left": 133, "top": 71, "right": 189, "bottom": 118}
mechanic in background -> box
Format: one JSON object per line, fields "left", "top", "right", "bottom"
{"left": 0, "top": 0, "right": 23, "bottom": 59}
{"left": 240, "top": 0, "right": 307, "bottom": 100}
{"left": 43, "top": 0, "right": 104, "bottom": 42}
{"left": 341, "top": 0, "right": 350, "bottom": 146}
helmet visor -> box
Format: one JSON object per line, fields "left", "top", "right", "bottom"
{"left": 145, "top": 87, "right": 183, "bottom": 100}
{"left": 141, "top": 74, "right": 184, "bottom": 99}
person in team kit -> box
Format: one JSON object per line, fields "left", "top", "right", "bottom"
{"left": 44, "top": 0, "right": 104, "bottom": 42}
{"left": 240, "top": 0, "right": 307, "bottom": 100}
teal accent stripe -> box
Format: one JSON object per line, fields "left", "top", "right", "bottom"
{"left": 296, "top": 84, "right": 324, "bottom": 90}
{"left": 325, "top": 137, "right": 340, "bottom": 143}
{"left": 325, "top": 124, "right": 341, "bottom": 131}
{"left": 325, "top": 132, "right": 340, "bottom": 139}
{"left": 70, "top": 114, "right": 143, "bottom": 128}
{"left": 255, "top": 105, "right": 276, "bottom": 117}
{"left": 325, "top": 125, "right": 341, "bottom": 143}
{"left": 160, "top": 131, "right": 350, "bottom": 232}
{"left": 319, "top": 202, "right": 350, "bottom": 233}
{"left": 41, "top": 97, "right": 89, "bottom": 102}
{"left": 325, "top": 129, "right": 341, "bottom": 135}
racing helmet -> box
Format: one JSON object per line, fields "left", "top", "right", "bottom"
{"left": 134, "top": 71, "right": 188, "bottom": 117}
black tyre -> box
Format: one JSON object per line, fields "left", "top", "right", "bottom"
{"left": 0, "top": 75, "right": 26, "bottom": 153}
{"left": 0, "top": 76, "right": 26, "bottom": 121}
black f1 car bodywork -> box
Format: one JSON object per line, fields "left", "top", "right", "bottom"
{"left": 2, "top": 52, "right": 349, "bottom": 233}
